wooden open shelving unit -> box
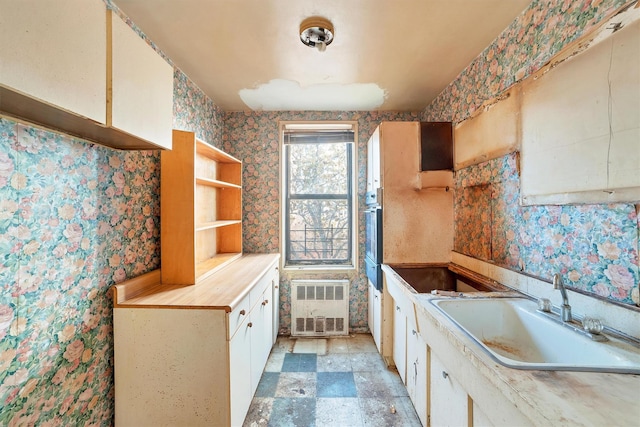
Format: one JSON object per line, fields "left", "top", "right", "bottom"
{"left": 161, "top": 130, "right": 242, "bottom": 284}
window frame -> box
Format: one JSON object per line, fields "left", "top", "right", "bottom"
{"left": 279, "top": 121, "right": 358, "bottom": 271}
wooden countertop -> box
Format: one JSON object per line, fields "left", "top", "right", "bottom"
{"left": 112, "top": 253, "right": 280, "bottom": 311}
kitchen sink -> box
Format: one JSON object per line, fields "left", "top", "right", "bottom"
{"left": 389, "top": 265, "right": 502, "bottom": 294}
{"left": 430, "top": 297, "right": 640, "bottom": 374}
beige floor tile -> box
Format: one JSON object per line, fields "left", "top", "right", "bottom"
{"left": 348, "top": 334, "right": 378, "bottom": 353}
{"left": 359, "top": 396, "right": 422, "bottom": 427}
{"left": 293, "top": 338, "right": 328, "bottom": 355}
{"left": 326, "top": 337, "right": 350, "bottom": 353}
{"left": 264, "top": 352, "right": 285, "bottom": 372}
{"left": 316, "top": 398, "right": 364, "bottom": 427}
{"left": 350, "top": 353, "right": 388, "bottom": 372}
{"left": 274, "top": 372, "right": 317, "bottom": 398}
{"left": 317, "top": 353, "right": 353, "bottom": 372}
{"left": 272, "top": 337, "right": 295, "bottom": 353}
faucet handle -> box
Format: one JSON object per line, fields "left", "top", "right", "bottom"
{"left": 537, "top": 298, "right": 552, "bottom": 312}
{"left": 583, "top": 317, "right": 604, "bottom": 334}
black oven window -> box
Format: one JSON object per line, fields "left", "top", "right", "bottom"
{"left": 282, "top": 124, "right": 355, "bottom": 267}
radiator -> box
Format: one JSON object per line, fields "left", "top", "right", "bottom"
{"left": 291, "top": 280, "right": 349, "bottom": 337}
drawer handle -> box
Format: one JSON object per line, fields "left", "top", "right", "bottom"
{"left": 275, "top": 285, "right": 279, "bottom": 289}
{"left": 262, "top": 299, "right": 269, "bottom": 306}
{"left": 248, "top": 322, "right": 253, "bottom": 328}
{"left": 396, "top": 305, "right": 400, "bottom": 311}
{"left": 412, "top": 329, "right": 417, "bottom": 336}
{"left": 239, "top": 310, "right": 246, "bottom": 316}
{"left": 442, "top": 371, "right": 448, "bottom": 379}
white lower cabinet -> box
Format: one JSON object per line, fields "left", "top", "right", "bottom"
{"left": 429, "top": 349, "right": 469, "bottom": 427}
{"left": 393, "top": 300, "right": 408, "bottom": 384}
{"left": 230, "top": 315, "right": 253, "bottom": 426}
{"left": 272, "top": 268, "right": 280, "bottom": 344}
{"left": 250, "top": 287, "right": 274, "bottom": 394}
{"left": 114, "top": 257, "right": 279, "bottom": 427}
{"left": 472, "top": 401, "right": 494, "bottom": 427}
{"left": 406, "top": 327, "right": 428, "bottom": 426}
{"left": 368, "top": 280, "right": 382, "bottom": 351}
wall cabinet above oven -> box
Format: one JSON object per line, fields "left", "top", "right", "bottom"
{"left": 365, "top": 122, "right": 453, "bottom": 264}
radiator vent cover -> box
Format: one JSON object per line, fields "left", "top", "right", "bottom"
{"left": 291, "top": 280, "right": 349, "bottom": 337}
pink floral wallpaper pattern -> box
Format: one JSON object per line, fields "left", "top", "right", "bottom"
{"left": 425, "top": 0, "right": 638, "bottom": 305}
{"left": 0, "top": 31, "right": 224, "bottom": 427}
{"left": 454, "top": 154, "right": 638, "bottom": 304}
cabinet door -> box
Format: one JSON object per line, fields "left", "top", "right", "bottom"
{"left": 472, "top": 401, "right": 494, "bottom": 427}
{"left": 393, "top": 302, "right": 407, "bottom": 384}
{"left": 250, "top": 290, "right": 273, "bottom": 394}
{"left": 367, "top": 135, "right": 374, "bottom": 193}
{"left": 430, "top": 351, "right": 469, "bottom": 427}
{"left": 369, "top": 281, "right": 382, "bottom": 352}
{"left": 0, "top": 0, "right": 106, "bottom": 123}
{"left": 370, "top": 127, "right": 381, "bottom": 189}
{"left": 406, "top": 329, "right": 427, "bottom": 427}
{"left": 108, "top": 10, "right": 173, "bottom": 149}
{"left": 272, "top": 268, "right": 280, "bottom": 344}
{"left": 230, "top": 317, "right": 253, "bottom": 427}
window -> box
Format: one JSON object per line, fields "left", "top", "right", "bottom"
{"left": 281, "top": 122, "right": 357, "bottom": 268}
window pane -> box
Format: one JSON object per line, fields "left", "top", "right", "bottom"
{"left": 288, "top": 199, "right": 350, "bottom": 262}
{"left": 289, "top": 142, "right": 347, "bottom": 194}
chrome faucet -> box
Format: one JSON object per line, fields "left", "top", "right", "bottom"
{"left": 553, "top": 273, "right": 572, "bottom": 322}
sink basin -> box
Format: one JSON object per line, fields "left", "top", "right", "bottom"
{"left": 430, "top": 297, "right": 640, "bottom": 374}
{"left": 391, "top": 266, "right": 458, "bottom": 293}
{"left": 389, "top": 265, "right": 498, "bottom": 293}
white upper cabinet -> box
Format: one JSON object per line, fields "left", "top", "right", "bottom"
{"left": 0, "top": 0, "right": 106, "bottom": 123}
{"left": 0, "top": 0, "right": 174, "bottom": 150}
{"left": 108, "top": 10, "right": 174, "bottom": 150}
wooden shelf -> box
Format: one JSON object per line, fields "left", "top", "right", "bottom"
{"left": 196, "top": 220, "right": 242, "bottom": 232}
{"left": 196, "top": 177, "right": 242, "bottom": 189}
{"left": 196, "top": 139, "right": 241, "bottom": 164}
{"left": 161, "top": 130, "right": 243, "bottom": 285}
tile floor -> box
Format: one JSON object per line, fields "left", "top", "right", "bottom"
{"left": 242, "top": 334, "right": 422, "bottom": 427}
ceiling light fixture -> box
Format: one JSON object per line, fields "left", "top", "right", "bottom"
{"left": 299, "top": 16, "right": 334, "bottom": 52}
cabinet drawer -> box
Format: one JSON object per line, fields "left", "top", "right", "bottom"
{"left": 228, "top": 295, "right": 251, "bottom": 339}
{"left": 249, "top": 266, "right": 275, "bottom": 307}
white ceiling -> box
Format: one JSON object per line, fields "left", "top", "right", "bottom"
{"left": 114, "top": 0, "right": 532, "bottom": 112}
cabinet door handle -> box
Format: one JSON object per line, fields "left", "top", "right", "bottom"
{"left": 248, "top": 322, "right": 253, "bottom": 328}
{"left": 275, "top": 285, "right": 279, "bottom": 289}
{"left": 396, "top": 305, "right": 400, "bottom": 311}
{"left": 374, "top": 294, "right": 379, "bottom": 299}
{"left": 240, "top": 310, "right": 246, "bottom": 316}
{"left": 442, "top": 371, "right": 448, "bottom": 379}
{"left": 412, "top": 329, "right": 417, "bottom": 336}
{"left": 262, "top": 299, "right": 269, "bottom": 306}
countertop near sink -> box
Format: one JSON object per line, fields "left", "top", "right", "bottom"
{"left": 412, "top": 292, "right": 640, "bottom": 426}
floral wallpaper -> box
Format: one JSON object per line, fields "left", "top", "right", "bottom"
{"left": 0, "top": 118, "right": 160, "bottom": 425}
{"left": 455, "top": 154, "right": 639, "bottom": 304}
{"left": 223, "top": 111, "right": 420, "bottom": 334}
{"left": 425, "top": 0, "right": 639, "bottom": 305}
{"left": 0, "top": 6, "right": 223, "bottom": 422}
{"left": 423, "top": 0, "right": 631, "bottom": 123}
